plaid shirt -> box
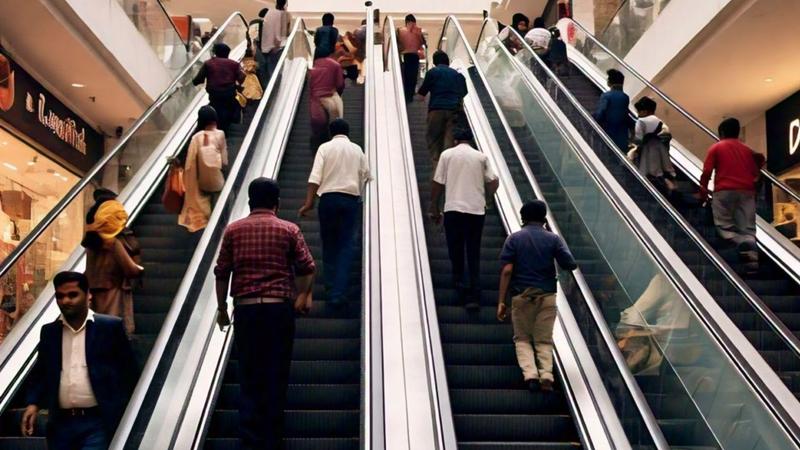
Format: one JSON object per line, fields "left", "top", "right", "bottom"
{"left": 214, "top": 209, "right": 315, "bottom": 299}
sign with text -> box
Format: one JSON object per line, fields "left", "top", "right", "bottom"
{"left": 0, "top": 47, "right": 103, "bottom": 173}
{"left": 766, "top": 89, "right": 800, "bottom": 175}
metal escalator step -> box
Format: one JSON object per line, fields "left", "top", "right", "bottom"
{"left": 290, "top": 338, "right": 359, "bottom": 361}
{"left": 215, "top": 384, "right": 360, "bottom": 410}
{"left": 437, "top": 306, "right": 502, "bottom": 324}
{"left": 440, "top": 323, "right": 512, "bottom": 344}
{"left": 295, "top": 318, "right": 360, "bottom": 338}
{"left": 458, "top": 442, "right": 581, "bottom": 449}
{"left": 450, "top": 389, "right": 568, "bottom": 414}
{"left": 208, "top": 410, "right": 359, "bottom": 438}
{"left": 204, "top": 437, "right": 360, "bottom": 450}
{"left": 0, "top": 437, "right": 47, "bottom": 450}
{"left": 132, "top": 312, "right": 167, "bottom": 335}
{"left": 223, "top": 360, "right": 361, "bottom": 385}
{"left": 453, "top": 414, "right": 577, "bottom": 442}
{"left": 445, "top": 365, "right": 523, "bottom": 390}
{"left": 133, "top": 295, "right": 174, "bottom": 313}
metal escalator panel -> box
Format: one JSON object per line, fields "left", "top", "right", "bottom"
{"left": 203, "top": 79, "right": 365, "bottom": 450}
{"left": 0, "top": 13, "right": 251, "bottom": 402}
{"left": 469, "top": 19, "right": 800, "bottom": 450}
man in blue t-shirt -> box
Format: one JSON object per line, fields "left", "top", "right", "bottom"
{"left": 417, "top": 50, "right": 468, "bottom": 164}
{"left": 496, "top": 200, "right": 577, "bottom": 392}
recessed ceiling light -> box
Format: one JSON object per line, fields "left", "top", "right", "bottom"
{"left": 764, "top": 78, "right": 774, "bottom": 83}
{"left": 3, "top": 162, "right": 18, "bottom": 171}
{"left": 1, "top": 141, "right": 7, "bottom": 145}
{"left": 71, "top": 83, "right": 85, "bottom": 88}
{"left": 53, "top": 171, "right": 61, "bottom": 177}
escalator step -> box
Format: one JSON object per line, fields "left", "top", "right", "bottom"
{"left": 215, "top": 384, "right": 360, "bottom": 410}
{"left": 204, "top": 437, "right": 360, "bottom": 450}
{"left": 453, "top": 414, "right": 577, "bottom": 442}
{"left": 207, "top": 410, "right": 359, "bottom": 438}
{"left": 450, "top": 389, "right": 568, "bottom": 414}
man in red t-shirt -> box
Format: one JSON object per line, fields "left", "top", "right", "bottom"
{"left": 700, "top": 118, "right": 764, "bottom": 271}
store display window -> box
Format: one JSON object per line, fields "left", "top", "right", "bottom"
{"left": 0, "top": 127, "right": 84, "bottom": 342}
{"left": 774, "top": 170, "right": 800, "bottom": 246}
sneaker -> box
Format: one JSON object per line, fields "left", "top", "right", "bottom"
{"left": 527, "top": 379, "right": 540, "bottom": 392}
{"left": 540, "top": 379, "right": 554, "bottom": 392}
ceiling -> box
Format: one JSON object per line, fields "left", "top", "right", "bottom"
{"left": 654, "top": 0, "right": 800, "bottom": 131}
{"left": 0, "top": 0, "right": 150, "bottom": 137}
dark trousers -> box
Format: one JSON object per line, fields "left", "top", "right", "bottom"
{"left": 401, "top": 53, "right": 420, "bottom": 102}
{"left": 207, "top": 86, "right": 240, "bottom": 132}
{"left": 47, "top": 413, "right": 109, "bottom": 450}
{"left": 443, "top": 211, "right": 485, "bottom": 301}
{"left": 318, "top": 193, "right": 360, "bottom": 303}
{"left": 234, "top": 302, "right": 295, "bottom": 450}
{"left": 261, "top": 48, "right": 283, "bottom": 87}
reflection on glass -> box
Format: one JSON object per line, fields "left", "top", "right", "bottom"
{"left": 473, "top": 22, "right": 795, "bottom": 449}
{"left": 570, "top": 0, "right": 672, "bottom": 57}
{"left": 0, "top": 20, "right": 247, "bottom": 348}
{"left": 117, "top": 0, "right": 190, "bottom": 72}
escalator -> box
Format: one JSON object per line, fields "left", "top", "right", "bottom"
{"left": 204, "top": 80, "right": 365, "bottom": 450}
{"left": 512, "top": 25, "right": 800, "bottom": 400}
{"left": 0, "top": 107, "right": 258, "bottom": 450}
{"left": 406, "top": 87, "right": 582, "bottom": 449}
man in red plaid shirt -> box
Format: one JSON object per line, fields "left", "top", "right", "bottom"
{"left": 214, "top": 177, "right": 316, "bottom": 450}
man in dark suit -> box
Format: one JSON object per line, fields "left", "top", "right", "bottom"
{"left": 594, "top": 68, "right": 633, "bottom": 151}
{"left": 21, "top": 271, "right": 136, "bottom": 449}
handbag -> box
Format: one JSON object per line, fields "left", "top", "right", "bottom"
{"left": 196, "top": 132, "right": 225, "bottom": 193}
{"left": 161, "top": 162, "right": 185, "bottom": 214}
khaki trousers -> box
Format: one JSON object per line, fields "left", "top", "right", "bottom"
{"left": 320, "top": 93, "right": 344, "bottom": 123}
{"left": 426, "top": 109, "right": 458, "bottom": 163}
{"left": 511, "top": 288, "right": 557, "bottom": 382}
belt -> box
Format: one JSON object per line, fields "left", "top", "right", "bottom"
{"left": 56, "top": 407, "right": 99, "bottom": 417}
{"left": 235, "top": 297, "right": 287, "bottom": 306}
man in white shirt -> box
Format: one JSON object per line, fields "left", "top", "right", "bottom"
{"left": 299, "top": 119, "right": 370, "bottom": 306}
{"left": 524, "top": 17, "right": 551, "bottom": 55}
{"left": 429, "top": 128, "right": 499, "bottom": 309}
{"left": 260, "top": 0, "right": 291, "bottom": 84}
{"left": 21, "top": 271, "right": 135, "bottom": 449}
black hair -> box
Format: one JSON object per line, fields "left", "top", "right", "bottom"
{"left": 198, "top": 105, "right": 218, "bottom": 129}
{"left": 276, "top": 0, "right": 287, "bottom": 10}
{"left": 329, "top": 118, "right": 350, "bottom": 137}
{"left": 452, "top": 127, "right": 473, "bottom": 142}
{"left": 248, "top": 178, "right": 280, "bottom": 210}
{"left": 54, "top": 271, "right": 89, "bottom": 294}
{"left": 521, "top": 200, "right": 547, "bottom": 223}
{"left": 405, "top": 14, "right": 417, "bottom": 23}
{"left": 607, "top": 68, "right": 624, "bottom": 86}
{"left": 361, "top": 19, "right": 367, "bottom": 25}
{"left": 432, "top": 50, "right": 449, "bottom": 66}
{"left": 322, "top": 13, "right": 335, "bottom": 26}
{"left": 634, "top": 96, "right": 657, "bottom": 113}
{"left": 512, "top": 13, "right": 529, "bottom": 28}
{"left": 213, "top": 42, "right": 231, "bottom": 58}
{"left": 718, "top": 117, "right": 741, "bottom": 139}
{"left": 550, "top": 27, "right": 561, "bottom": 38}
{"left": 258, "top": 7, "right": 269, "bottom": 17}
{"left": 533, "top": 17, "right": 546, "bottom": 28}
{"left": 245, "top": 47, "right": 254, "bottom": 58}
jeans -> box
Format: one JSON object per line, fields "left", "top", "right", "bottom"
{"left": 401, "top": 53, "right": 420, "bottom": 102}
{"left": 443, "top": 211, "right": 485, "bottom": 302}
{"left": 47, "top": 413, "right": 109, "bottom": 450}
{"left": 234, "top": 302, "right": 295, "bottom": 450}
{"left": 318, "top": 193, "right": 360, "bottom": 303}
{"left": 511, "top": 288, "right": 557, "bottom": 382}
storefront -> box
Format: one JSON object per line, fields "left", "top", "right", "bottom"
{"left": 0, "top": 46, "right": 103, "bottom": 339}
{"left": 766, "top": 89, "right": 800, "bottom": 245}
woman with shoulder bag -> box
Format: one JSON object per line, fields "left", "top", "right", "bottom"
{"left": 629, "top": 96, "right": 676, "bottom": 194}
{"left": 179, "top": 106, "right": 228, "bottom": 232}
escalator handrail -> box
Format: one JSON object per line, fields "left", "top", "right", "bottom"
{"left": 491, "top": 20, "right": 800, "bottom": 371}
{"left": 382, "top": 15, "right": 457, "bottom": 449}
{"left": 445, "top": 15, "right": 667, "bottom": 449}
{"left": 0, "top": 11, "right": 250, "bottom": 283}
{"left": 566, "top": 18, "right": 800, "bottom": 205}
{"left": 154, "top": 0, "right": 191, "bottom": 49}
{"left": 482, "top": 20, "right": 800, "bottom": 445}
{"left": 111, "top": 17, "right": 313, "bottom": 449}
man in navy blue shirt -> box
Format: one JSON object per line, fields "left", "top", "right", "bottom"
{"left": 314, "top": 13, "right": 339, "bottom": 59}
{"left": 497, "top": 200, "right": 576, "bottom": 392}
{"left": 417, "top": 50, "right": 468, "bottom": 165}
{"left": 594, "top": 69, "right": 632, "bottom": 151}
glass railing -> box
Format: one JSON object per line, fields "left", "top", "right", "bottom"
{"left": 116, "top": 0, "right": 190, "bottom": 72}
{"left": 0, "top": 13, "right": 248, "bottom": 354}
{"left": 570, "top": 0, "right": 672, "bottom": 57}
{"left": 559, "top": 18, "right": 800, "bottom": 252}
{"left": 470, "top": 18, "right": 796, "bottom": 450}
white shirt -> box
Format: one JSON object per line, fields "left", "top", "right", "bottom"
{"left": 260, "top": 9, "right": 291, "bottom": 53}
{"left": 524, "top": 27, "right": 551, "bottom": 50}
{"left": 433, "top": 143, "right": 498, "bottom": 215}
{"left": 58, "top": 310, "right": 99, "bottom": 409}
{"left": 309, "top": 135, "right": 371, "bottom": 196}
{"left": 634, "top": 115, "right": 662, "bottom": 142}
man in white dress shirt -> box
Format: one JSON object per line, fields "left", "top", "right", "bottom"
{"left": 21, "top": 271, "right": 136, "bottom": 449}
{"left": 299, "top": 119, "right": 370, "bottom": 307}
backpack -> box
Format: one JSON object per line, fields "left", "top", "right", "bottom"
{"left": 196, "top": 132, "right": 225, "bottom": 193}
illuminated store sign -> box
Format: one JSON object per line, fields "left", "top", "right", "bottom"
{"left": 0, "top": 47, "right": 102, "bottom": 172}
{"left": 766, "top": 90, "right": 800, "bottom": 174}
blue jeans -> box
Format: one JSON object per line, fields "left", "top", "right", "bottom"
{"left": 47, "top": 413, "right": 109, "bottom": 450}
{"left": 318, "top": 193, "right": 360, "bottom": 304}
